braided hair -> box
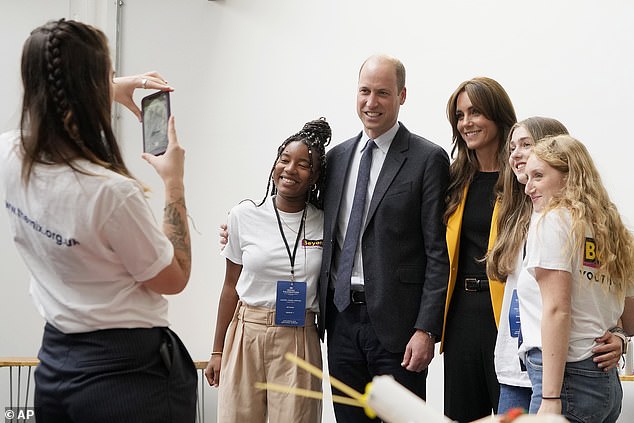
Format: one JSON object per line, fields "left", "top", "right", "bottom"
{"left": 19, "top": 18, "right": 134, "bottom": 184}
{"left": 258, "top": 117, "right": 331, "bottom": 209}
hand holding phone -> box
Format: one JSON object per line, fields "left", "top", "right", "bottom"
{"left": 142, "top": 91, "right": 171, "bottom": 156}
{"left": 141, "top": 115, "right": 186, "bottom": 189}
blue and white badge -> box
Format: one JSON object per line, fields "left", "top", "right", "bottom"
{"left": 275, "top": 281, "right": 307, "bottom": 327}
{"left": 508, "top": 289, "right": 521, "bottom": 337}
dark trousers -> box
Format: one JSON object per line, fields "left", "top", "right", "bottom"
{"left": 326, "top": 292, "right": 427, "bottom": 423}
{"left": 34, "top": 323, "right": 197, "bottom": 423}
{"left": 443, "top": 285, "right": 499, "bottom": 422}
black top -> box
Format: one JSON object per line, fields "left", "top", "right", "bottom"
{"left": 457, "top": 171, "right": 498, "bottom": 278}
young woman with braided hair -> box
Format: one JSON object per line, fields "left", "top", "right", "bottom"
{"left": 0, "top": 19, "right": 197, "bottom": 421}
{"left": 204, "top": 118, "right": 331, "bottom": 423}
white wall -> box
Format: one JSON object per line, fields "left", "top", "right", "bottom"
{"left": 1, "top": 1, "right": 633, "bottom": 422}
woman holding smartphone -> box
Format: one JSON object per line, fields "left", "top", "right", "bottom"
{"left": 0, "top": 19, "right": 197, "bottom": 422}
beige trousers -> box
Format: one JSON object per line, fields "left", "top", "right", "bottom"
{"left": 217, "top": 302, "right": 322, "bottom": 423}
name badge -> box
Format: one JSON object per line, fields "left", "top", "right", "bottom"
{"left": 275, "top": 281, "right": 307, "bottom": 327}
{"left": 508, "top": 289, "right": 521, "bottom": 337}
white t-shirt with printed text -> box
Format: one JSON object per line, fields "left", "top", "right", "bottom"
{"left": 222, "top": 196, "right": 323, "bottom": 312}
{"left": 517, "top": 209, "right": 625, "bottom": 362}
{"left": 1, "top": 130, "right": 173, "bottom": 333}
{"left": 495, "top": 249, "right": 531, "bottom": 387}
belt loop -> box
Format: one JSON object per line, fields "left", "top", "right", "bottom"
{"left": 235, "top": 301, "right": 244, "bottom": 320}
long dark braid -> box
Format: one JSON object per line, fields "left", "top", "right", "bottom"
{"left": 19, "top": 19, "right": 134, "bottom": 184}
{"left": 258, "top": 117, "right": 331, "bottom": 209}
{"left": 45, "top": 23, "right": 69, "bottom": 130}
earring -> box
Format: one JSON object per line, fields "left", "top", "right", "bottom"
{"left": 311, "top": 184, "right": 317, "bottom": 192}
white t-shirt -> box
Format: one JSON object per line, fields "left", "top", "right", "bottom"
{"left": 1, "top": 130, "right": 173, "bottom": 333}
{"left": 494, "top": 249, "right": 531, "bottom": 387}
{"left": 517, "top": 209, "right": 625, "bottom": 362}
{"left": 222, "top": 196, "right": 323, "bottom": 312}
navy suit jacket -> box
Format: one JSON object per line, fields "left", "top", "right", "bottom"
{"left": 318, "top": 122, "right": 450, "bottom": 353}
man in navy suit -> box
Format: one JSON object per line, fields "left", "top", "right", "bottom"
{"left": 318, "top": 54, "right": 450, "bottom": 422}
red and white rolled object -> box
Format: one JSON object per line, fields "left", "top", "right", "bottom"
{"left": 363, "top": 375, "right": 569, "bottom": 423}
{"left": 363, "top": 375, "right": 453, "bottom": 423}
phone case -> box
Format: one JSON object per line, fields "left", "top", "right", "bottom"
{"left": 141, "top": 91, "right": 171, "bottom": 156}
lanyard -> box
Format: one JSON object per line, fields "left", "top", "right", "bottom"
{"left": 273, "top": 198, "right": 307, "bottom": 282}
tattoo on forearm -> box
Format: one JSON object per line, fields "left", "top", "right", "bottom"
{"left": 164, "top": 198, "right": 191, "bottom": 274}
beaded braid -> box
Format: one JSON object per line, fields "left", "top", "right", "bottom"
{"left": 258, "top": 117, "right": 331, "bottom": 209}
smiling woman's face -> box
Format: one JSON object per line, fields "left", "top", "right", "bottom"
{"left": 455, "top": 91, "right": 500, "bottom": 155}
{"left": 523, "top": 153, "right": 566, "bottom": 212}
{"left": 508, "top": 125, "right": 534, "bottom": 184}
{"left": 273, "top": 140, "right": 320, "bottom": 211}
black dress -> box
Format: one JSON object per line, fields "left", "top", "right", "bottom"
{"left": 444, "top": 171, "right": 500, "bottom": 423}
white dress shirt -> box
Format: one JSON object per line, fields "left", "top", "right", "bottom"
{"left": 336, "top": 122, "right": 399, "bottom": 287}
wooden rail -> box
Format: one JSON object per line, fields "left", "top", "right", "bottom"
{"left": 1, "top": 357, "right": 209, "bottom": 369}
{"left": 1, "top": 357, "right": 210, "bottom": 422}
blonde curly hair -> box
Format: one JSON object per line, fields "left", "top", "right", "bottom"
{"left": 531, "top": 134, "right": 634, "bottom": 292}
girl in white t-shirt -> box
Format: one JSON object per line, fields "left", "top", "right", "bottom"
{"left": 518, "top": 135, "right": 634, "bottom": 421}
{"left": 487, "top": 118, "right": 624, "bottom": 415}
{"left": 204, "top": 118, "right": 331, "bottom": 423}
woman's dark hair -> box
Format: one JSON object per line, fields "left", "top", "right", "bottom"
{"left": 258, "top": 117, "right": 331, "bottom": 209}
{"left": 19, "top": 18, "right": 134, "bottom": 183}
{"left": 444, "top": 77, "right": 517, "bottom": 223}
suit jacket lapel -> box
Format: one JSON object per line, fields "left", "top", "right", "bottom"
{"left": 364, "top": 124, "right": 408, "bottom": 229}
{"left": 325, "top": 134, "right": 361, "bottom": 238}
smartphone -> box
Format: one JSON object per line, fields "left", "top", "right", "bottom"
{"left": 141, "top": 91, "right": 171, "bottom": 156}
